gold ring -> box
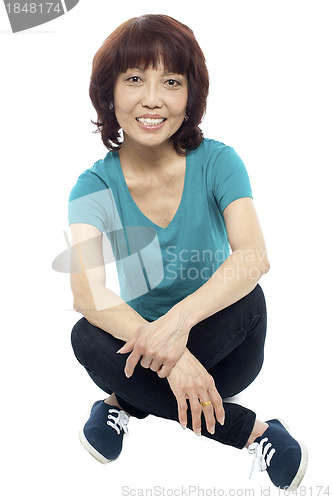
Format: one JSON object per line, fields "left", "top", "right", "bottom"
{"left": 200, "top": 401, "right": 212, "bottom": 408}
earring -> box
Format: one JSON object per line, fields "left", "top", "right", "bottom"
{"left": 109, "top": 102, "right": 114, "bottom": 110}
{"left": 184, "top": 113, "right": 189, "bottom": 122}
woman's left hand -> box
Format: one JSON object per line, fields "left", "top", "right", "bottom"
{"left": 117, "top": 305, "right": 191, "bottom": 379}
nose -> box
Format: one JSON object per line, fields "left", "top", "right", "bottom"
{"left": 141, "top": 81, "right": 163, "bottom": 109}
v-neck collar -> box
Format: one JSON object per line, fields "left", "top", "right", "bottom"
{"left": 115, "top": 150, "right": 191, "bottom": 232}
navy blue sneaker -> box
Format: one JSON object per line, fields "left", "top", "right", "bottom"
{"left": 248, "top": 419, "right": 308, "bottom": 491}
{"left": 79, "top": 400, "right": 130, "bottom": 464}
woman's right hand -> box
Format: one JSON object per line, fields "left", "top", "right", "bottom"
{"left": 166, "top": 348, "right": 225, "bottom": 435}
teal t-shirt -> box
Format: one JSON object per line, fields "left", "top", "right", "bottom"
{"left": 68, "top": 138, "right": 252, "bottom": 321}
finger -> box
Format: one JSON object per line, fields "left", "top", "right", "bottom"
{"left": 176, "top": 394, "right": 188, "bottom": 429}
{"left": 154, "top": 349, "right": 177, "bottom": 377}
{"left": 149, "top": 356, "right": 164, "bottom": 373}
{"left": 199, "top": 394, "right": 216, "bottom": 434}
{"left": 208, "top": 387, "right": 225, "bottom": 425}
{"left": 117, "top": 336, "right": 136, "bottom": 354}
{"left": 124, "top": 348, "right": 142, "bottom": 377}
{"left": 156, "top": 359, "right": 176, "bottom": 378}
{"left": 140, "top": 354, "right": 153, "bottom": 369}
{"left": 188, "top": 395, "right": 202, "bottom": 435}
{"left": 148, "top": 342, "right": 175, "bottom": 376}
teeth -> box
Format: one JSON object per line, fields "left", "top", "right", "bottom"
{"left": 137, "top": 117, "right": 165, "bottom": 126}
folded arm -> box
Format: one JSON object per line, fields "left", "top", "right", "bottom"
{"left": 70, "top": 197, "right": 270, "bottom": 380}
{"left": 119, "top": 197, "right": 270, "bottom": 379}
{"left": 175, "top": 197, "right": 270, "bottom": 329}
{"left": 69, "top": 222, "right": 150, "bottom": 342}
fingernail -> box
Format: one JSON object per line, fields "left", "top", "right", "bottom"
{"left": 181, "top": 425, "right": 187, "bottom": 430}
{"left": 220, "top": 419, "right": 225, "bottom": 426}
{"left": 195, "top": 431, "right": 201, "bottom": 436}
{"left": 210, "top": 427, "right": 215, "bottom": 434}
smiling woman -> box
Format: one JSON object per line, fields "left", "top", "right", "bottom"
{"left": 88, "top": 14, "right": 208, "bottom": 154}
{"left": 67, "top": 14, "right": 308, "bottom": 491}
{"left": 113, "top": 66, "right": 188, "bottom": 151}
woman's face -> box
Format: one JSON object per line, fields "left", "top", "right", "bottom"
{"left": 113, "top": 62, "right": 188, "bottom": 151}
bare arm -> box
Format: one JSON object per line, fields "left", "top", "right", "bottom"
{"left": 119, "top": 197, "right": 270, "bottom": 380}
{"left": 69, "top": 223, "right": 149, "bottom": 342}
{"left": 164, "top": 197, "right": 269, "bottom": 433}
{"left": 175, "top": 197, "right": 270, "bottom": 328}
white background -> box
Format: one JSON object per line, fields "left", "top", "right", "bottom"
{"left": 1, "top": 1, "right": 331, "bottom": 498}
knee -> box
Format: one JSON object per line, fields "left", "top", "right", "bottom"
{"left": 252, "top": 283, "right": 267, "bottom": 317}
{"left": 252, "top": 310, "right": 267, "bottom": 351}
{"left": 70, "top": 317, "right": 91, "bottom": 364}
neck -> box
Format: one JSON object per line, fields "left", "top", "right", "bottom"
{"left": 118, "top": 136, "right": 183, "bottom": 176}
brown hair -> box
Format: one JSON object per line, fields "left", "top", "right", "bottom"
{"left": 89, "top": 14, "right": 209, "bottom": 155}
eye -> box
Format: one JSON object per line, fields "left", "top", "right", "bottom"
{"left": 126, "top": 76, "right": 142, "bottom": 84}
{"left": 165, "top": 79, "right": 181, "bottom": 87}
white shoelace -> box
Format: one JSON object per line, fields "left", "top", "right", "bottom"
{"left": 248, "top": 437, "right": 276, "bottom": 478}
{"left": 107, "top": 408, "right": 130, "bottom": 436}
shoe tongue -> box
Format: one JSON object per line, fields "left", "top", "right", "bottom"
{"left": 103, "top": 402, "right": 130, "bottom": 418}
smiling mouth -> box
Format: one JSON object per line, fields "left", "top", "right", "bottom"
{"left": 136, "top": 117, "right": 166, "bottom": 126}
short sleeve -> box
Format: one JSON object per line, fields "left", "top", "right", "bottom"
{"left": 68, "top": 168, "right": 117, "bottom": 234}
{"left": 212, "top": 146, "right": 253, "bottom": 213}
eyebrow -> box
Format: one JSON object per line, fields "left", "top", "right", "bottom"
{"left": 164, "top": 71, "right": 184, "bottom": 76}
{"left": 124, "top": 67, "right": 183, "bottom": 76}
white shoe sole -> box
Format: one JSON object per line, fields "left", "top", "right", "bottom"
{"left": 275, "top": 418, "right": 309, "bottom": 492}
{"left": 78, "top": 402, "right": 114, "bottom": 464}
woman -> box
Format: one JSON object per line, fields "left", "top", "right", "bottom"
{"left": 68, "top": 14, "right": 308, "bottom": 490}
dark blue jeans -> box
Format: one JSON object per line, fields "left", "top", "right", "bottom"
{"left": 71, "top": 283, "right": 267, "bottom": 449}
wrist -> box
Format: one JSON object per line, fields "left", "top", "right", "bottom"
{"left": 177, "top": 347, "right": 193, "bottom": 366}
{"left": 170, "top": 295, "right": 199, "bottom": 331}
{"left": 167, "top": 347, "right": 191, "bottom": 375}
